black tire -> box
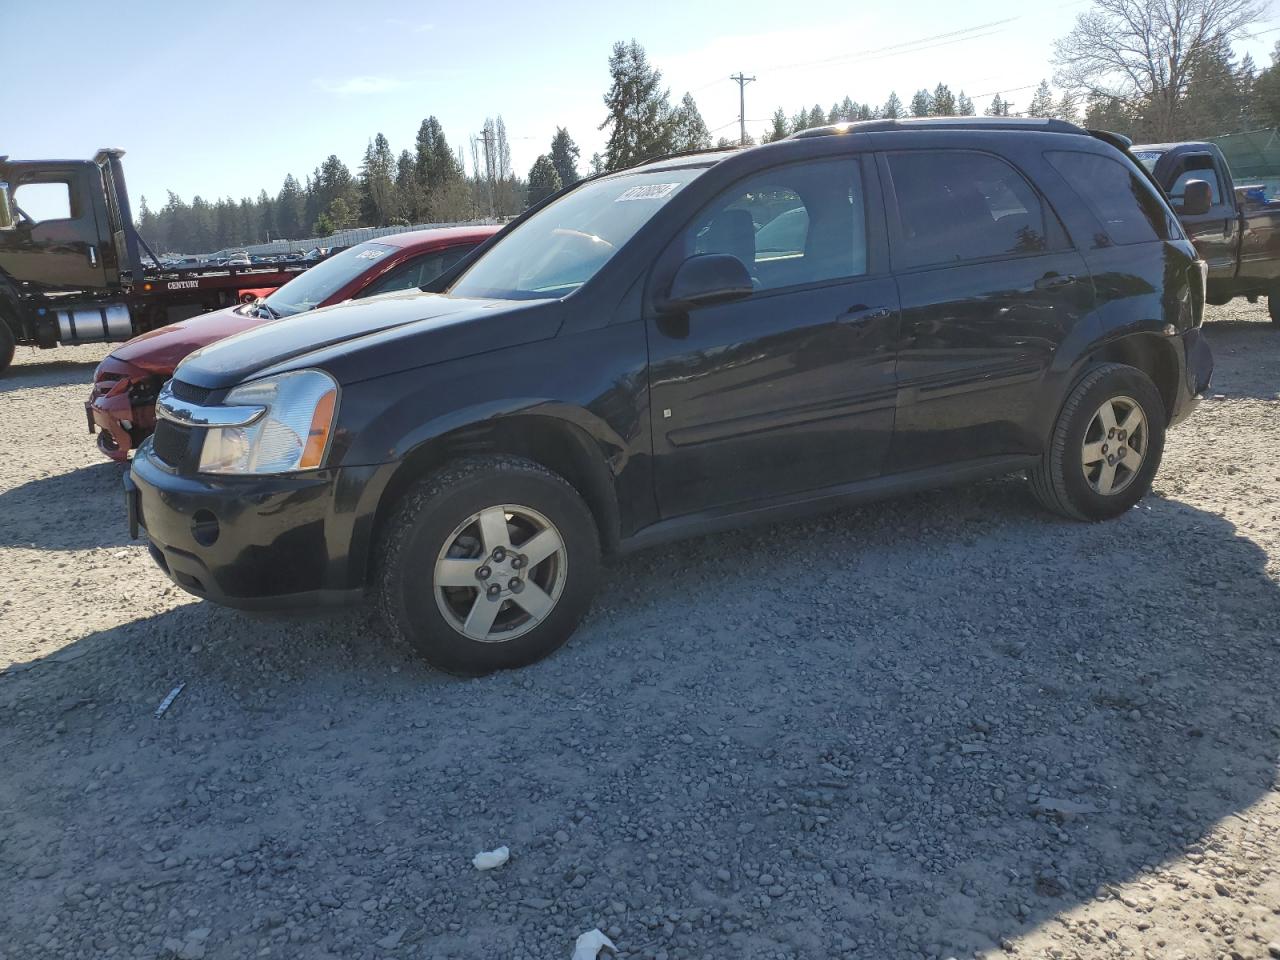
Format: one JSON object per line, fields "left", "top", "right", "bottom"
{"left": 0, "top": 319, "right": 14, "bottom": 376}
{"left": 1029, "top": 363, "right": 1167, "bottom": 522}
{"left": 376, "top": 456, "right": 601, "bottom": 675}
{"left": 1269, "top": 290, "right": 1280, "bottom": 326}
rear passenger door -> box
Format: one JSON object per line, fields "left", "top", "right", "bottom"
{"left": 879, "top": 148, "right": 1093, "bottom": 473}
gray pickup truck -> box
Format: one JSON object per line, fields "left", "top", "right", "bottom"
{"left": 1133, "top": 140, "right": 1280, "bottom": 325}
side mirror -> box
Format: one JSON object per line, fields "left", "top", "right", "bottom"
{"left": 662, "top": 253, "right": 753, "bottom": 312}
{"left": 0, "top": 183, "right": 12, "bottom": 230}
{"left": 1180, "top": 179, "right": 1213, "bottom": 216}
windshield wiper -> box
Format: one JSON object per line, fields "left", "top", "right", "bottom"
{"left": 254, "top": 299, "right": 280, "bottom": 320}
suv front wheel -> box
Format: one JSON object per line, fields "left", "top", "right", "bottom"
{"left": 1029, "top": 363, "right": 1167, "bottom": 521}
{"left": 377, "top": 456, "right": 601, "bottom": 675}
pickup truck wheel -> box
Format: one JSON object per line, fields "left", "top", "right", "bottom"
{"left": 0, "top": 320, "right": 14, "bottom": 376}
{"left": 377, "top": 456, "right": 601, "bottom": 675}
{"left": 1028, "top": 363, "right": 1166, "bottom": 522}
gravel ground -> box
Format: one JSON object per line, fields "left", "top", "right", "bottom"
{"left": 1, "top": 303, "right": 1278, "bottom": 960}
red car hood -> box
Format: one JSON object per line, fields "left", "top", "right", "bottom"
{"left": 109, "top": 304, "right": 274, "bottom": 375}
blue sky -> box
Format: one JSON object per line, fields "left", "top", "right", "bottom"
{"left": 6, "top": 0, "right": 1278, "bottom": 220}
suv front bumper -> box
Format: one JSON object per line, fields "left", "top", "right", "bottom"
{"left": 126, "top": 442, "right": 389, "bottom": 610}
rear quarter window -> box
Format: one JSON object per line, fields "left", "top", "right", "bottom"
{"left": 1045, "top": 150, "right": 1175, "bottom": 247}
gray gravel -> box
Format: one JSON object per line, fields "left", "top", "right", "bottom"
{"left": 1, "top": 302, "right": 1278, "bottom": 960}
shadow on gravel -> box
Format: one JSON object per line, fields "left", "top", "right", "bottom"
{"left": 0, "top": 357, "right": 100, "bottom": 394}
{"left": 1202, "top": 320, "right": 1280, "bottom": 399}
{"left": 2, "top": 477, "right": 1278, "bottom": 959}
{"left": 0, "top": 461, "right": 130, "bottom": 549}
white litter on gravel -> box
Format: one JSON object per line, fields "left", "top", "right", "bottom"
{"left": 471, "top": 845, "right": 509, "bottom": 870}
{"left": 571, "top": 928, "right": 616, "bottom": 960}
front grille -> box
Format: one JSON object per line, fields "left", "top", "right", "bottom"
{"left": 152, "top": 419, "right": 194, "bottom": 468}
{"left": 169, "top": 380, "right": 214, "bottom": 405}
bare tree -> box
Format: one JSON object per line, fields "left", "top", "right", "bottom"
{"left": 1053, "top": 0, "right": 1262, "bottom": 138}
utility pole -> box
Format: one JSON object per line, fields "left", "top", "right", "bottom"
{"left": 477, "top": 128, "right": 496, "bottom": 219}
{"left": 730, "top": 73, "right": 756, "bottom": 146}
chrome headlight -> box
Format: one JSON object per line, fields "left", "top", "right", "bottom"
{"left": 197, "top": 370, "right": 339, "bottom": 475}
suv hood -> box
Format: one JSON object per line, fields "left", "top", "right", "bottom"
{"left": 174, "top": 291, "right": 561, "bottom": 390}
{"left": 110, "top": 303, "right": 270, "bottom": 375}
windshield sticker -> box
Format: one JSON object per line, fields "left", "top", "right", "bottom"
{"left": 356, "top": 249, "right": 389, "bottom": 260}
{"left": 616, "top": 182, "right": 681, "bottom": 202}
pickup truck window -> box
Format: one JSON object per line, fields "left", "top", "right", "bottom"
{"left": 449, "top": 166, "right": 706, "bottom": 301}
{"left": 887, "top": 150, "right": 1049, "bottom": 268}
{"left": 1046, "top": 151, "right": 1175, "bottom": 247}
{"left": 687, "top": 159, "right": 867, "bottom": 290}
{"left": 1166, "top": 155, "right": 1224, "bottom": 206}
{"left": 9, "top": 181, "right": 73, "bottom": 224}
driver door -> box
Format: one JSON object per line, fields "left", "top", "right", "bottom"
{"left": 646, "top": 156, "right": 899, "bottom": 518}
{"left": 0, "top": 162, "right": 109, "bottom": 291}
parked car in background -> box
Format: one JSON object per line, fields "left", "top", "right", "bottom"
{"left": 88, "top": 225, "right": 497, "bottom": 460}
{"left": 1133, "top": 140, "right": 1280, "bottom": 324}
{"left": 128, "top": 118, "right": 1211, "bottom": 676}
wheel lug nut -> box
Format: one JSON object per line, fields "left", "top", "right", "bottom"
{"left": 486, "top": 584, "right": 502, "bottom": 600}
{"left": 476, "top": 565, "right": 491, "bottom": 581}
{"left": 1107, "top": 455, "right": 1115, "bottom": 465}
{"left": 1102, "top": 444, "right": 1109, "bottom": 453}
{"left": 511, "top": 556, "right": 525, "bottom": 570}
{"left": 509, "top": 578, "right": 523, "bottom": 593}
{"left": 492, "top": 548, "right": 506, "bottom": 562}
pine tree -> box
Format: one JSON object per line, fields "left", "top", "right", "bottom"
{"left": 394, "top": 149, "right": 418, "bottom": 223}
{"left": 600, "top": 39, "right": 675, "bottom": 170}
{"left": 275, "top": 175, "right": 305, "bottom": 239}
{"left": 882, "top": 92, "right": 904, "bottom": 119}
{"left": 1027, "top": 80, "right": 1055, "bottom": 118}
{"left": 670, "top": 92, "right": 711, "bottom": 150}
{"left": 807, "top": 104, "right": 826, "bottom": 128}
{"left": 1055, "top": 92, "right": 1080, "bottom": 123}
{"left": 359, "top": 134, "right": 396, "bottom": 226}
{"left": 527, "top": 155, "right": 563, "bottom": 207}
{"left": 791, "top": 106, "right": 811, "bottom": 132}
{"left": 910, "top": 89, "right": 933, "bottom": 117}
{"left": 1252, "top": 43, "right": 1280, "bottom": 128}
{"left": 765, "top": 107, "right": 789, "bottom": 143}
{"left": 985, "top": 94, "right": 1011, "bottom": 117}
{"left": 549, "top": 127, "right": 581, "bottom": 186}
{"left": 840, "top": 96, "right": 857, "bottom": 122}
{"left": 957, "top": 91, "right": 974, "bottom": 116}
{"left": 1180, "top": 35, "right": 1249, "bottom": 137}
{"left": 932, "top": 84, "right": 956, "bottom": 116}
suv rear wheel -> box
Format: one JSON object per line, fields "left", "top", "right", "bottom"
{"left": 377, "top": 456, "right": 601, "bottom": 675}
{"left": 1029, "top": 363, "right": 1167, "bottom": 521}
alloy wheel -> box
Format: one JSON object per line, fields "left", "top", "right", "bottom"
{"left": 1081, "top": 395, "right": 1148, "bottom": 496}
{"left": 433, "top": 504, "right": 567, "bottom": 642}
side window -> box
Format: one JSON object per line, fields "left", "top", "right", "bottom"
{"left": 1167, "top": 156, "right": 1223, "bottom": 206}
{"left": 11, "top": 181, "right": 74, "bottom": 224}
{"left": 886, "top": 150, "right": 1050, "bottom": 269}
{"left": 359, "top": 248, "right": 464, "bottom": 297}
{"left": 686, "top": 158, "right": 867, "bottom": 292}
{"left": 1045, "top": 150, "right": 1172, "bottom": 246}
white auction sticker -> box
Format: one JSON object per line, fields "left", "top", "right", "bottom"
{"left": 615, "top": 183, "right": 681, "bottom": 202}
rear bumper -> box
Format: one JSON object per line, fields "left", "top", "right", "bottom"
{"left": 1170, "top": 326, "right": 1213, "bottom": 427}
{"left": 127, "top": 443, "right": 391, "bottom": 611}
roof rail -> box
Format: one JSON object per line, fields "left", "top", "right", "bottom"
{"left": 790, "top": 117, "right": 1087, "bottom": 139}
{"left": 633, "top": 143, "right": 743, "bottom": 167}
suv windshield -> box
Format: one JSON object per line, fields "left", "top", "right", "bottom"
{"left": 264, "top": 242, "right": 396, "bottom": 317}
{"left": 449, "top": 166, "right": 707, "bottom": 300}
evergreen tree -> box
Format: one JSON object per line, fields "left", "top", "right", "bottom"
{"left": 807, "top": 104, "right": 826, "bottom": 128}
{"left": 313, "top": 155, "right": 356, "bottom": 217}
{"left": 1180, "top": 34, "right": 1249, "bottom": 137}
{"left": 765, "top": 108, "right": 789, "bottom": 143}
{"left": 840, "top": 96, "right": 857, "bottom": 122}
{"left": 527, "top": 154, "right": 563, "bottom": 207}
{"left": 1082, "top": 94, "right": 1137, "bottom": 136}
{"left": 256, "top": 189, "right": 275, "bottom": 243}
{"left": 957, "top": 91, "right": 975, "bottom": 115}
{"left": 394, "top": 149, "right": 418, "bottom": 223}
{"left": 1027, "top": 80, "right": 1056, "bottom": 118}
{"left": 1253, "top": 42, "right": 1280, "bottom": 128}
{"left": 882, "top": 91, "right": 904, "bottom": 119}
{"left": 549, "top": 127, "right": 581, "bottom": 186}
{"left": 791, "top": 106, "right": 811, "bottom": 132}
{"left": 1055, "top": 92, "right": 1080, "bottom": 123}
{"left": 670, "top": 92, "right": 711, "bottom": 150}
{"left": 932, "top": 84, "right": 956, "bottom": 116}
{"left": 327, "top": 197, "right": 355, "bottom": 230}
{"left": 910, "top": 89, "right": 933, "bottom": 117}
{"left": 600, "top": 39, "right": 675, "bottom": 170}
{"left": 359, "top": 133, "right": 396, "bottom": 226}
{"left": 274, "top": 175, "right": 305, "bottom": 239}
{"left": 313, "top": 213, "right": 336, "bottom": 237}
{"left": 985, "top": 94, "right": 1012, "bottom": 117}
{"left": 188, "top": 196, "right": 215, "bottom": 252}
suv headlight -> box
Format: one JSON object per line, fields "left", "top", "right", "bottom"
{"left": 198, "top": 370, "right": 338, "bottom": 475}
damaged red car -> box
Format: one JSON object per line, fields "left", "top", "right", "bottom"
{"left": 87, "top": 225, "right": 499, "bottom": 460}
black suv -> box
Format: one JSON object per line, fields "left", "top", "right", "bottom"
{"left": 127, "top": 118, "right": 1213, "bottom": 674}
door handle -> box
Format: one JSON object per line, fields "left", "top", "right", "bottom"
{"left": 1034, "top": 273, "right": 1077, "bottom": 290}
{"left": 87, "top": 245, "right": 98, "bottom": 268}
{"left": 837, "top": 305, "right": 891, "bottom": 325}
